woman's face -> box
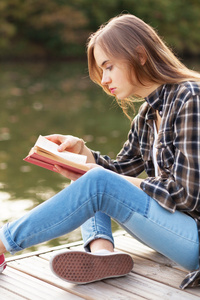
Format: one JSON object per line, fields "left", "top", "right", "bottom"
{"left": 93, "top": 44, "right": 144, "bottom": 99}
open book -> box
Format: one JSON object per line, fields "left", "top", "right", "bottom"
{"left": 24, "top": 135, "right": 90, "bottom": 175}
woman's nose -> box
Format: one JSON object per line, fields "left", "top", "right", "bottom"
{"left": 101, "top": 72, "right": 111, "bottom": 85}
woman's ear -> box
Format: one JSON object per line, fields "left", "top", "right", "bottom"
{"left": 136, "top": 46, "right": 147, "bottom": 66}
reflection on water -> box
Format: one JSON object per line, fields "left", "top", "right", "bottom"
{"left": 0, "top": 191, "right": 32, "bottom": 223}
{"left": 0, "top": 61, "right": 132, "bottom": 255}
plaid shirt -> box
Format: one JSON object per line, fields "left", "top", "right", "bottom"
{"left": 93, "top": 81, "right": 200, "bottom": 288}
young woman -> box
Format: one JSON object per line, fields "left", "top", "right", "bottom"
{"left": 0, "top": 14, "right": 200, "bottom": 289}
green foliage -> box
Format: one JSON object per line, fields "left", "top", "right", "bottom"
{"left": 0, "top": 0, "right": 200, "bottom": 58}
{"left": 0, "top": 0, "right": 88, "bottom": 58}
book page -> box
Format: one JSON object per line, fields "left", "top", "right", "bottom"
{"left": 34, "top": 135, "right": 87, "bottom": 164}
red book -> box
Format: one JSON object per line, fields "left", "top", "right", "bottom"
{"left": 24, "top": 136, "right": 89, "bottom": 175}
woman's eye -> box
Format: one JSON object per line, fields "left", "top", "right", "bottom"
{"left": 106, "top": 66, "right": 112, "bottom": 71}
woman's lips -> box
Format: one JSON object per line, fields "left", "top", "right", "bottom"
{"left": 110, "top": 88, "right": 116, "bottom": 94}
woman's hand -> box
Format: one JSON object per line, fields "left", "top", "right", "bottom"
{"left": 54, "top": 163, "right": 103, "bottom": 181}
{"left": 45, "top": 134, "right": 84, "bottom": 154}
{"left": 45, "top": 134, "right": 95, "bottom": 163}
{"left": 45, "top": 134, "right": 97, "bottom": 180}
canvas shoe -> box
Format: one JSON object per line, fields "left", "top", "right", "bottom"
{"left": 0, "top": 254, "right": 6, "bottom": 273}
{"left": 50, "top": 250, "right": 134, "bottom": 284}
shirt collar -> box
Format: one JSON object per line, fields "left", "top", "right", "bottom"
{"left": 145, "top": 84, "right": 166, "bottom": 116}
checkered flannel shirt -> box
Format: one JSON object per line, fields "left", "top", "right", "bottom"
{"left": 92, "top": 81, "right": 200, "bottom": 289}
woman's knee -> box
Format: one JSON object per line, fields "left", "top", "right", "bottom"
{"left": 84, "top": 167, "right": 113, "bottom": 184}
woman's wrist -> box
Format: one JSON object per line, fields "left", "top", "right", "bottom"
{"left": 79, "top": 139, "right": 96, "bottom": 163}
{"left": 79, "top": 139, "right": 85, "bottom": 154}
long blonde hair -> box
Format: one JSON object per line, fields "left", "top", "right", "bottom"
{"left": 87, "top": 14, "right": 200, "bottom": 117}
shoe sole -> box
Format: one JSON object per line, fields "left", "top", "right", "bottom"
{"left": 50, "top": 251, "right": 134, "bottom": 284}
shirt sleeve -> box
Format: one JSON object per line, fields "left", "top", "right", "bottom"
{"left": 92, "top": 114, "right": 145, "bottom": 177}
{"left": 141, "top": 94, "right": 200, "bottom": 213}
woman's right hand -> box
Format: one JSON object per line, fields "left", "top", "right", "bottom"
{"left": 45, "top": 134, "right": 84, "bottom": 154}
{"left": 45, "top": 134, "right": 96, "bottom": 164}
{"left": 45, "top": 134, "right": 96, "bottom": 180}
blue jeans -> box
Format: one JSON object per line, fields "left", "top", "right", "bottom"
{"left": 0, "top": 168, "right": 199, "bottom": 271}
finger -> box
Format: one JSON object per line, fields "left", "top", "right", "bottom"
{"left": 54, "top": 165, "right": 82, "bottom": 181}
{"left": 45, "top": 134, "right": 64, "bottom": 145}
{"left": 45, "top": 134, "right": 80, "bottom": 153}
{"left": 45, "top": 135, "right": 74, "bottom": 151}
{"left": 58, "top": 136, "right": 80, "bottom": 152}
{"left": 57, "top": 138, "right": 72, "bottom": 152}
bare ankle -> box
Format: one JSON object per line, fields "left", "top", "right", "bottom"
{"left": 90, "top": 238, "right": 114, "bottom": 253}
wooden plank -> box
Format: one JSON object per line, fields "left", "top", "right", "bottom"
{"left": 23, "top": 253, "right": 197, "bottom": 300}
{"left": 5, "top": 240, "right": 84, "bottom": 262}
{"left": 0, "top": 267, "right": 84, "bottom": 300}
{"left": 127, "top": 254, "right": 196, "bottom": 293}
{"left": 0, "top": 287, "right": 26, "bottom": 300}
{"left": 8, "top": 255, "right": 198, "bottom": 300}
{"left": 40, "top": 244, "right": 186, "bottom": 290}
{"left": 114, "top": 235, "right": 200, "bottom": 297}
{"left": 39, "top": 235, "right": 200, "bottom": 298}
{"left": 7, "top": 256, "right": 143, "bottom": 300}
{"left": 4, "top": 232, "right": 200, "bottom": 299}
{"left": 39, "top": 246, "right": 84, "bottom": 260}
{"left": 104, "top": 273, "right": 200, "bottom": 300}
{"left": 39, "top": 242, "right": 186, "bottom": 291}
{"left": 41, "top": 245, "right": 200, "bottom": 299}
{"left": 114, "top": 234, "right": 183, "bottom": 269}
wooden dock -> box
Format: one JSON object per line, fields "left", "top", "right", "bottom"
{"left": 0, "top": 231, "right": 199, "bottom": 299}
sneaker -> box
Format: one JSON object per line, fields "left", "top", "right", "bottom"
{"left": 0, "top": 254, "right": 6, "bottom": 273}
{"left": 50, "top": 250, "right": 134, "bottom": 284}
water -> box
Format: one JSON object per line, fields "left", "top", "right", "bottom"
{"left": 0, "top": 61, "right": 131, "bottom": 254}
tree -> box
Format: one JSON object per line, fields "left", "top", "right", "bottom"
{"left": 0, "top": 0, "right": 200, "bottom": 59}
{"left": 0, "top": 0, "right": 88, "bottom": 58}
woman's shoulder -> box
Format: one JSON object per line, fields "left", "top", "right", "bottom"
{"left": 184, "top": 81, "right": 200, "bottom": 95}
{"left": 172, "top": 81, "right": 200, "bottom": 96}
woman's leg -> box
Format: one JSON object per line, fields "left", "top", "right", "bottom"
{"left": 0, "top": 168, "right": 199, "bottom": 271}
{"left": 0, "top": 167, "right": 146, "bottom": 255}
{"left": 81, "top": 212, "right": 114, "bottom": 252}
{"left": 122, "top": 198, "right": 199, "bottom": 271}
{"left": 80, "top": 173, "right": 199, "bottom": 271}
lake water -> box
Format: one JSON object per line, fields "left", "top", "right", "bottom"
{"left": 1, "top": 60, "right": 199, "bottom": 255}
